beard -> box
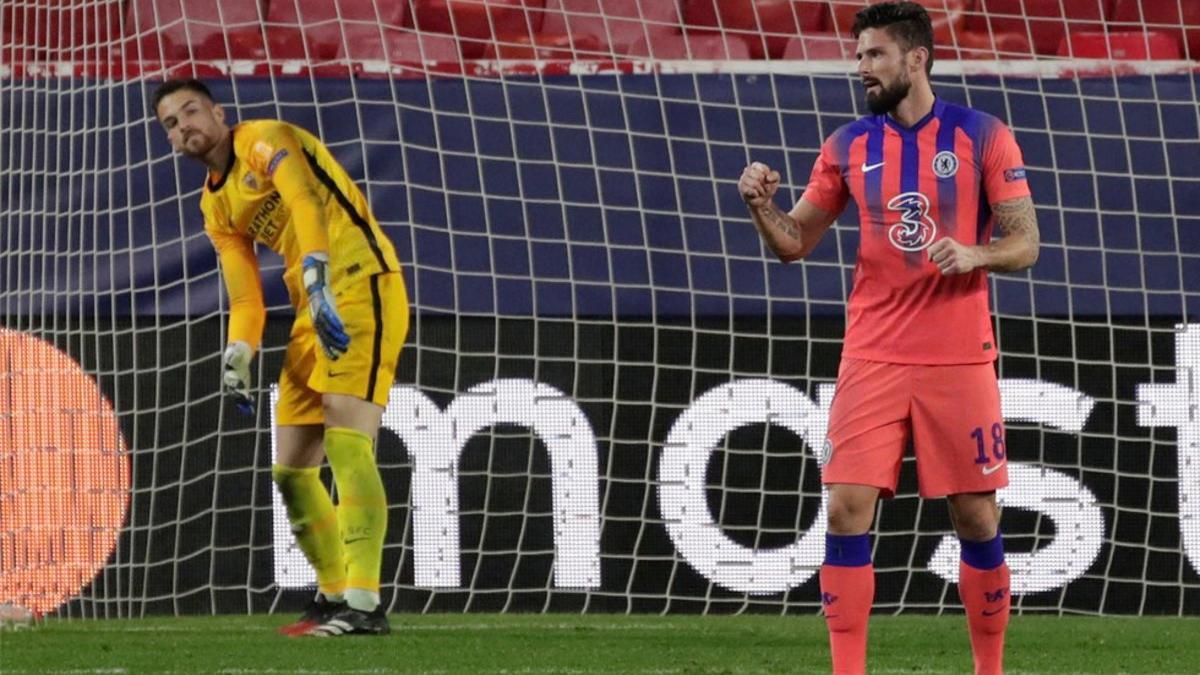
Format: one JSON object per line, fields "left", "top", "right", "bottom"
{"left": 179, "top": 132, "right": 216, "bottom": 158}
{"left": 865, "top": 75, "right": 911, "bottom": 115}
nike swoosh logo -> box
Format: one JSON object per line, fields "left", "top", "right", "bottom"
{"left": 328, "top": 371, "right": 348, "bottom": 378}
{"left": 982, "top": 462, "right": 1006, "bottom": 476}
{"left": 344, "top": 537, "right": 369, "bottom": 545}
{"left": 861, "top": 161, "right": 885, "bottom": 173}
{"left": 981, "top": 608, "right": 1005, "bottom": 616}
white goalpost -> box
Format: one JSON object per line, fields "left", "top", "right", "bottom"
{"left": 1, "top": 0, "right": 1198, "bottom": 618}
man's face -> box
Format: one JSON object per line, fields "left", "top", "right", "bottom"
{"left": 156, "top": 90, "right": 225, "bottom": 158}
{"left": 856, "top": 27, "right": 916, "bottom": 115}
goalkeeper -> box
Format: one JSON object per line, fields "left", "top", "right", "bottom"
{"left": 154, "top": 79, "right": 408, "bottom": 637}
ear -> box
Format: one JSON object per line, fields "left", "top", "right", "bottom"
{"left": 908, "top": 46, "right": 930, "bottom": 75}
{"left": 213, "top": 103, "right": 226, "bottom": 124}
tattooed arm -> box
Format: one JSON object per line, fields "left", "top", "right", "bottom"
{"left": 739, "top": 162, "right": 838, "bottom": 263}
{"left": 983, "top": 196, "right": 1040, "bottom": 272}
{"left": 928, "top": 196, "right": 1040, "bottom": 275}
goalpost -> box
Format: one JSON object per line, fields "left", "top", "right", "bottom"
{"left": 1, "top": 0, "right": 1198, "bottom": 618}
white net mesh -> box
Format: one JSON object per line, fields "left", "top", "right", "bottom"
{"left": 1, "top": 0, "right": 1198, "bottom": 618}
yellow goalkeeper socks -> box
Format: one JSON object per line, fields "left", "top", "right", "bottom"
{"left": 324, "top": 427, "right": 387, "bottom": 611}
{"left": 271, "top": 464, "right": 347, "bottom": 599}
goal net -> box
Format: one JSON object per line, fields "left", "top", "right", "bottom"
{"left": 2, "top": 0, "right": 1198, "bottom": 618}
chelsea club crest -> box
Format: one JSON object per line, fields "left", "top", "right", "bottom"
{"left": 932, "top": 150, "right": 959, "bottom": 178}
{"left": 821, "top": 438, "right": 834, "bottom": 466}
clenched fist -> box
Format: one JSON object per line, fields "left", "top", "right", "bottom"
{"left": 739, "top": 161, "right": 781, "bottom": 208}
{"left": 927, "top": 237, "right": 985, "bottom": 275}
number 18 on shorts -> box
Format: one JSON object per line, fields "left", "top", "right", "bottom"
{"left": 822, "top": 358, "right": 1008, "bottom": 498}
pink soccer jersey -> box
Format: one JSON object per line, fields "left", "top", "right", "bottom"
{"left": 801, "top": 98, "right": 1031, "bottom": 364}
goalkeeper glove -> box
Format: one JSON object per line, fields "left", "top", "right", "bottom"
{"left": 302, "top": 252, "right": 350, "bottom": 360}
{"left": 222, "top": 340, "right": 256, "bottom": 416}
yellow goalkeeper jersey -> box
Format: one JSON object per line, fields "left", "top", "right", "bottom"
{"left": 200, "top": 119, "right": 402, "bottom": 348}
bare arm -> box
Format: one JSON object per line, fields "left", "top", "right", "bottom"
{"left": 928, "top": 196, "right": 1040, "bottom": 275}
{"left": 981, "top": 196, "right": 1040, "bottom": 272}
{"left": 740, "top": 162, "right": 837, "bottom": 263}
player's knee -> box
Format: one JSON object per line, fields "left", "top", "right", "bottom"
{"left": 826, "top": 499, "right": 872, "bottom": 534}
{"left": 948, "top": 497, "right": 1000, "bottom": 540}
{"left": 955, "top": 519, "right": 999, "bottom": 542}
{"left": 322, "top": 392, "right": 383, "bottom": 435}
{"left": 272, "top": 464, "right": 293, "bottom": 491}
{"left": 271, "top": 464, "right": 304, "bottom": 514}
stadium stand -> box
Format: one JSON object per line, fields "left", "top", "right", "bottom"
{"left": 4, "top": 1, "right": 1198, "bottom": 71}
{"left": 1111, "top": 0, "right": 1200, "bottom": 59}
{"left": 1059, "top": 29, "right": 1183, "bottom": 59}
{"left": 126, "top": 0, "right": 268, "bottom": 60}
{"left": 1, "top": 0, "right": 122, "bottom": 59}
{"left": 408, "top": 0, "right": 542, "bottom": 58}
{"left": 541, "top": 0, "right": 753, "bottom": 59}
{"left": 967, "top": 0, "right": 1109, "bottom": 56}
{"left": 680, "top": 1, "right": 829, "bottom": 59}
{"left": 538, "top": 0, "right": 684, "bottom": 55}
{"left": 266, "top": 0, "right": 460, "bottom": 63}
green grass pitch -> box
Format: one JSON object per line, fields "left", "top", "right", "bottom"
{"left": 2, "top": 614, "right": 1196, "bottom": 673}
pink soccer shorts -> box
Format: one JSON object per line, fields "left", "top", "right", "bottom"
{"left": 822, "top": 357, "right": 1008, "bottom": 498}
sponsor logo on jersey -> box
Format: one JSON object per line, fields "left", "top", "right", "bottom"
{"left": 932, "top": 150, "right": 959, "bottom": 178}
{"left": 246, "top": 190, "right": 283, "bottom": 244}
{"left": 886, "top": 191, "right": 938, "bottom": 251}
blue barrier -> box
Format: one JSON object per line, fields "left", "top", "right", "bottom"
{"left": 3, "top": 74, "right": 1196, "bottom": 318}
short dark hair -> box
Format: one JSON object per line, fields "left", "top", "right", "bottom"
{"left": 852, "top": 1, "right": 935, "bottom": 75}
{"left": 151, "top": 79, "right": 214, "bottom": 114}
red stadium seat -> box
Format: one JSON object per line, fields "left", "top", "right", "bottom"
{"left": 625, "top": 31, "right": 753, "bottom": 59}
{"left": 482, "top": 31, "right": 607, "bottom": 58}
{"left": 409, "top": 0, "right": 547, "bottom": 58}
{"left": 537, "top": 0, "right": 687, "bottom": 56}
{"left": 967, "top": 0, "right": 1111, "bottom": 56}
{"left": 681, "top": 1, "right": 830, "bottom": 59}
{"left": 4, "top": 0, "right": 123, "bottom": 59}
{"left": 122, "top": 32, "right": 180, "bottom": 63}
{"left": 266, "top": 0, "right": 408, "bottom": 62}
{"left": 782, "top": 32, "right": 857, "bottom": 59}
{"left": 333, "top": 25, "right": 460, "bottom": 63}
{"left": 268, "top": 0, "right": 407, "bottom": 27}
{"left": 1111, "top": 0, "right": 1200, "bottom": 60}
{"left": 541, "top": 0, "right": 681, "bottom": 52}
{"left": 126, "top": 0, "right": 267, "bottom": 60}
{"left": 328, "top": 24, "right": 428, "bottom": 60}
{"left": 950, "top": 29, "right": 1034, "bottom": 58}
{"left": 121, "top": 33, "right": 227, "bottom": 77}
{"left": 1058, "top": 30, "right": 1183, "bottom": 59}
{"left": 265, "top": 27, "right": 339, "bottom": 60}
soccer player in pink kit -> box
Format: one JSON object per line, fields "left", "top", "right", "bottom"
{"left": 739, "top": 3, "right": 1039, "bottom": 673}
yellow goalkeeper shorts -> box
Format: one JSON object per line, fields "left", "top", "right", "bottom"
{"left": 275, "top": 272, "right": 409, "bottom": 426}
